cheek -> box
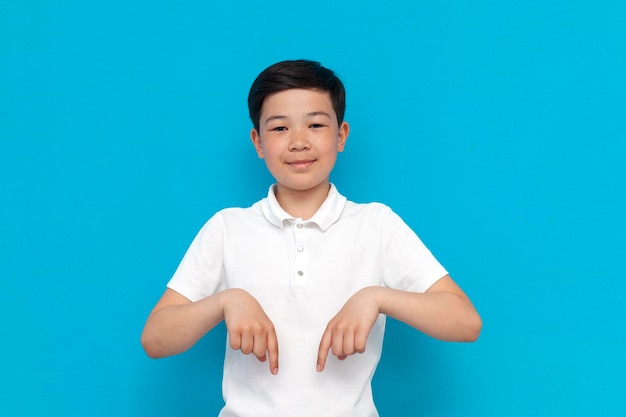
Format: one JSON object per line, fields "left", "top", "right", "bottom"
{"left": 261, "top": 145, "right": 285, "bottom": 166}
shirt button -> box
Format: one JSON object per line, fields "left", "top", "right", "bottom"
{"left": 297, "top": 270, "right": 304, "bottom": 276}
{"left": 296, "top": 223, "right": 303, "bottom": 228}
{"left": 297, "top": 245, "right": 304, "bottom": 252}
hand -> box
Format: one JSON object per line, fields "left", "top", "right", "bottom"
{"left": 316, "top": 287, "right": 381, "bottom": 372}
{"left": 222, "top": 289, "right": 279, "bottom": 375}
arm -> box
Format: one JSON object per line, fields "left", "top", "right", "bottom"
{"left": 378, "top": 275, "right": 482, "bottom": 342}
{"left": 316, "top": 275, "right": 481, "bottom": 371}
{"left": 141, "top": 288, "right": 279, "bottom": 375}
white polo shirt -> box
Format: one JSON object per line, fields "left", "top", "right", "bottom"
{"left": 167, "top": 184, "right": 447, "bottom": 417}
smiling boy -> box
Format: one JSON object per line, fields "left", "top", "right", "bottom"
{"left": 141, "top": 60, "right": 481, "bottom": 417}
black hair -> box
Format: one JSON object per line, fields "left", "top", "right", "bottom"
{"left": 247, "top": 60, "right": 346, "bottom": 131}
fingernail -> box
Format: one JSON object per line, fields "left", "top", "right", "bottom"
{"left": 316, "top": 363, "right": 322, "bottom": 372}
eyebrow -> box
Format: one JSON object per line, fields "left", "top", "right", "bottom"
{"left": 306, "top": 111, "right": 331, "bottom": 119}
{"left": 264, "top": 111, "right": 331, "bottom": 126}
{"left": 264, "top": 115, "right": 287, "bottom": 126}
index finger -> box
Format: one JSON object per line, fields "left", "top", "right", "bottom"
{"left": 316, "top": 328, "right": 332, "bottom": 372}
{"left": 267, "top": 328, "right": 279, "bottom": 375}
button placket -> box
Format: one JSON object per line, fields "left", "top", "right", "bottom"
{"left": 292, "top": 221, "right": 308, "bottom": 289}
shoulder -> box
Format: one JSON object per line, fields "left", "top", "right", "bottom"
{"left": 333, "top": 199, "right": 396, "bottom": 229}
{"left": 340, "top": 199, "right": 414, "bottom": 233}
{"left": 200, "top": 200, "right": 272, "bottom": 235}
{"left": 342, "top": 199, "right": 395, "bottom": 220}
{"left": 206, "top": 200, "right": 264, "bottom": 225}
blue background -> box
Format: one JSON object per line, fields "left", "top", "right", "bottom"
{"left": 2, "top": 1, "right": 625, "bottom": 416}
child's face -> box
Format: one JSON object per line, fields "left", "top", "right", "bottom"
{"left": 251, "top": 88, "right": 349, "bottom": 197}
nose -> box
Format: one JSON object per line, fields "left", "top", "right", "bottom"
{"left": 288, "top": 129, "right": 310, "bottom": 151}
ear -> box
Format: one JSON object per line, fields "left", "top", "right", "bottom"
{"left": 337, "top": 121, "right": 349, "bottom": 152}
{"left": 250, "top": 128, "right": 264, "bottom": 158}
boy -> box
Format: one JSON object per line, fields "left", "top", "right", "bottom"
{"left": 141, "top": 60, "right": 481, "bottom": 417}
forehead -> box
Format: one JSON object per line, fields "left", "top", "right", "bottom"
{"left": 261, "top": 88, "right": 335, "bottom": 119}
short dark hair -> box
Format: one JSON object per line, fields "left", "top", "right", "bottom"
{"left": 247, "top": 60, "right": 346, "bottom": 131}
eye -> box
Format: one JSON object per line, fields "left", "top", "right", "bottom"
{"left": 310, "top": 123, "right": 326, "bottom": 129}
{"left": 271, "top": 126, "right": 287, "bottom": 132}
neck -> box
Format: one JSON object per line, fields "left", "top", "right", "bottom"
{"left": 275, "top": 182, "right": 331, "bottom": 220}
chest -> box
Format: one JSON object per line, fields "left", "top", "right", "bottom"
{"left": 221, "top": 219, "right": 384, "bottom": 319}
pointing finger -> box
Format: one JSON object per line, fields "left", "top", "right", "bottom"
{"left": 267, "top": 328, "right": 279, "bottom": 375}
{"left": 317, "top": 328, "right": 332, "bottom": 372}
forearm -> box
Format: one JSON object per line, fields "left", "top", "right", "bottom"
{"left": 141, "top": 290, "right": 229, "bottom": 358}
{"left": 373, "top": 286, "right": 482, "bottom": 342}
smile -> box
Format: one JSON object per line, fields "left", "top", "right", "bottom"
{"left": 287, "top": 160, "right": 315, "bottom": 169}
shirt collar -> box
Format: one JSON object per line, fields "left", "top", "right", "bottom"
{"left": 260, "top": 184, "right": 347, "bottom": 232}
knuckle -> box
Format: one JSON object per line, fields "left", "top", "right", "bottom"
{"left": 354, "top": 339, "right": 366, "bottom": 352}
{"left": 231, "top": 323, "right": 248, "bottom": 334}
{"left": 335, "top": 322, "right": 348, "bottom": 332}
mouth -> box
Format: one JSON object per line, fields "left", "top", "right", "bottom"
{"left": 287, "top": 159, "right": 316, "bottom": 169}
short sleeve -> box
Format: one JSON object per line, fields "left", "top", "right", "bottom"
{"left": 166, "top": 213, "right": 227, "bottom": 302}
{"left": 380, "top": 206, "right": 448, "bottom": 293}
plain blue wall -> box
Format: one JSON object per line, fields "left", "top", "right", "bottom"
{"left": 2, "top": 1, "right": 625, "bottom": 416}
